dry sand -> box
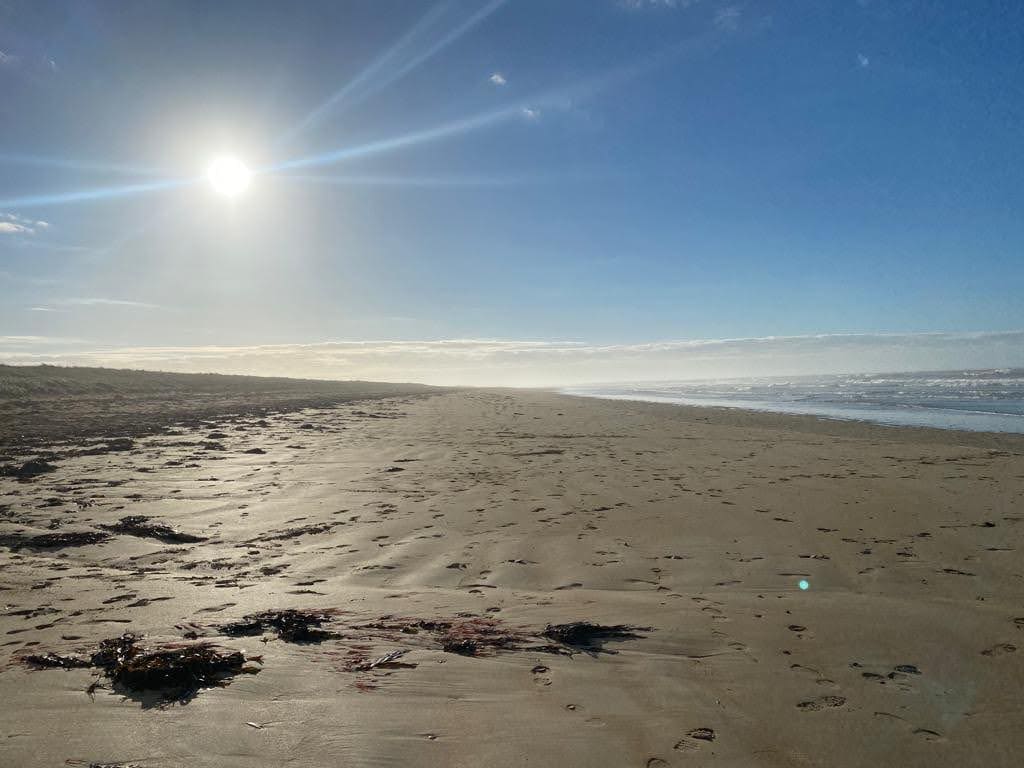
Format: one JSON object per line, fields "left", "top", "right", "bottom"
{"left": 2, "top": 387, "right": 1023, "bottom": 767}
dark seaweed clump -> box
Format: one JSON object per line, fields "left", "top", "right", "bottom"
{"left": 252, "top": 522, "right": 338, "bottom": 542}
{"left": 219, "top": 608, "right": 338, "bottom": 643}
{"left": 355, "top": 616, "right": 529, "bottom": 657}
{"left": 22, "top": 651, "right": 93, "bottom": 669}
{"left": 541, "top": 622, "right": 650, "bottom": 654}
{"left": 438, "top": 619, "right": 523, "bottom": 657}
{"left": 0, "top": 529, "right": 111, "bottom": 550}
{"left": 441, "top": 638, "right": 481, "bottom": 656}
{"left": 99, "top": 515, "right": 206, "bottom": 544}
{"left": 22, "top": 632, "right": 259, "bottom": 706}
{"left": 81, "top": 437, "right": 135, "bottom": 455}
{"left": 0, "top": 458, "right": 57, "bottom": 479}
{"left": 103, "top": 641, "right": 253, "bottom": 699}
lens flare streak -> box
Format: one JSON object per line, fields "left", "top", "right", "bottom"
{"left": 0, "top": 153, "right": 172, "bottom": 178}
{"left": 277, "top": 1, "right": 451, "bottom": 145}
{"left": 277, "top": 0, "right": 507, "bottom": 146}
{"left": 0, "top": 178, "right": 193, "bottom": 210}
{"left": 269, "top": 103, "right": 521, "bottom": 173}
{"left": 280, "top": 172, "right": 538, "bottom": 188}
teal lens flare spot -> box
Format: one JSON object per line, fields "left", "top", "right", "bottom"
{"left": 798, "top": 579, "right": 810, "bottom": 591}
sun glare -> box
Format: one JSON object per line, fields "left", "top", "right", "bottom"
{"left": 206, "top": 155, "right": 252, "bottom": 197}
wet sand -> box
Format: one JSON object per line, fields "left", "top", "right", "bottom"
{"left": 2, "top": 387, "right": 1024, "bottom": 767}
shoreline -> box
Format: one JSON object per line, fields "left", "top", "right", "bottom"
{"left": 559, "top": 372, "right": 1024, "bottom": 436}
{"left": 556, "top": 389, "right": 1024, "bottom": 450}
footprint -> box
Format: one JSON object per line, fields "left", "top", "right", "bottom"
{"left": 554, "top": 582, "right": 583, "bottom": 590}
{"left": 674, "top": 727, "right": 715, "bottom": 751}
{"left": 981, "top": 643, "right": 1016, "bottom": 656}
{"left": 531, "top": 664, "right": 551, "bottom": 686}
{"left": 790, "top": 663, "right": 821, "bottom": 675}
{"left": 797, "top": 695, "right": 846, "bottom": 711}
{"left": 874, "top": 712, "right": 945, "bottom": 742}
{"left": 874, "top": 711, "right": 905, "bottom": 724}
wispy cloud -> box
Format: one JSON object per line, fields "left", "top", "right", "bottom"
{"left": 0, "top": 213, "right": 49, "bottom": 235}
{"left": 714, "top": 6, "right": 741, "bottom": 31}
{"left": 489, "top": 72, "right": 507, "bottom": 86}
{"left": 5, "top": 238, "right": 96, "bottom": 254}
{"left": 0, "top": 50, "right": 55, "bottom": 74}
{"left": 857, "top": 52, "right": 870, "bottom": 68}
{"left": 521, "top": 107, "right": 541, "bottom": 121}
{"left": 2, "top": 332, "right": 1021, "bottom": 387}
{"left": 64, "top": 298, "right": 161, "bottom": 309}
{"left": 0, "top": 335, "right": 85, "bottom": 347}
{"left": 0, "top": 269, "right": 59, "bottom": 287}
{"left": 27, "top": 298, "right": 163, "bottom": 313}
{"left": 621, "top": 0, "right": 700, "bottom": 10}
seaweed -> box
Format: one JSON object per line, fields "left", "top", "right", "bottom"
{"left": 441, "top": 638, "right": 479, "bottom": 656}
{"left": 33, "top": 530, "right": 111, "bottom": 548}
{"left": 438, "top": 618, "right": 522, "bottom": 656}
{"left": 0, "top": 530, "right": 111, "bottom": 550}
{"left": 90, "top": 632, "right": 143, "bottom": 668}
{"left": 541, "top": 622, "right": 651, "bottom": 654}
{"left": 81, "top": 438, "right": 135, "bottom": 455}
{"left": 109, "top": 643, "right": 254, "bottom": 701}
{"left": 99, "top": 515, "right": 207, "bottom": 544}
{"left": 354, "top": 615, "right": 527, "bottom": 657}
{"left": 219, "top": 608, "right": 338, "bottom": 643}
{"left": 250, "top": 522, "right": 338, "bottom": 542}
{"left": 24, "top": 632, "right": 260, "bottom": 707}
{"left": 1, "top": 458, "right": 57, "bottom": 479}
{"left": 22, "top": 651, "right": 92, "bottom": 670}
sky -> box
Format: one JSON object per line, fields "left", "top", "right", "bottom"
{"left": 1, "top": 0, "right": 1023, "bottom": 385}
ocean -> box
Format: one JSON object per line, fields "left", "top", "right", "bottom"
{"left": 563, "top": 369, "right": 1024, "bottom": 433}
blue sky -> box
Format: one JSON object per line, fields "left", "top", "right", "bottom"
{"left": 1, "top": 0, "right": 1023, "bottom": 383}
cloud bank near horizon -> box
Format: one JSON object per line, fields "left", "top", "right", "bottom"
{"left": 1, "top": 331, "right": 1022, "bottom": 386}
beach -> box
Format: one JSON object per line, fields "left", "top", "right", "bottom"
{"left": 2, "top": 386, "right": 1024, "bottom": 767}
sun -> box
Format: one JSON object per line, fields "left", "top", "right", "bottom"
{"left": 206, "top": 155, "right": 252, "bottom": 197}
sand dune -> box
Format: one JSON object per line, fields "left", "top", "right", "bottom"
{"left": 2, "top": 387, "right": 1023, "bottom": 767}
